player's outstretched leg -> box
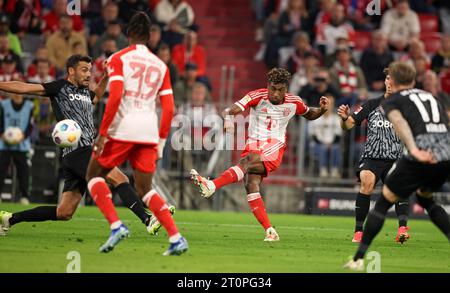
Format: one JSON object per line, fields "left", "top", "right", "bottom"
{"left": 88, "top": 177, "right": 129, "bottom": 253}
{"left": 190, "top": 165, "right": 245, "bottom": 198}
{"left": 0, "top": 211, "right": 12, "bottom": 236}
{"left": 394, "top": 199, "right": 410, "bottom": 244}
{"left": 353, "top": 192, "right": 370, "bottom": 243}
{"left": 344, "top": 191, "right": 394, "bottom": 271}
{"left": 142, "top": 190, "right": 188, "bottom": 255}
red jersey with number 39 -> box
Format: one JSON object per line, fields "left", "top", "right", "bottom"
{"left": 102, "top": 44, "right": 173, "bottom": 144}
{"left": 234, "top": 88, "right": 309, "bottom": 143}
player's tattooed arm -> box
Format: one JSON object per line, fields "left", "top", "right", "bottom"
{"left": 388, "top": 109, "right": 436, "bottom": 164}
{"left": 303, "top": 96, "right": 329, "bottom": 120}
{"left": 0, "top": 81, "right": 46, "bottom": 96}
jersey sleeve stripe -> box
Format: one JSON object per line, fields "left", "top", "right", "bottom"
{"left": 109, "top": 76, "right": 124, "bottom": 82}
{"left": 234, "top": 101, "right": 245, "bottom": 111}
{"left": 159, "top": 89, "right": 173, "bottom": 96}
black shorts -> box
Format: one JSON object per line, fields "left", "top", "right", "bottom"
{"left": 384, "top": 157, "right": 450, "bottom": 199}
{"left": 61, "top": 146, "right": 92, "bottom": 195}
{"left": 356, "top": 158, "right": 396, "bottom": 184}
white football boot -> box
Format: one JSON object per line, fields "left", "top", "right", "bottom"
{"left": 190, "top": 169, "right": 216, "bottom": 198}
{"left": 264, "top": 227, "right": 280, "bottom": 242}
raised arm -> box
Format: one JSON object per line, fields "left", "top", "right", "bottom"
{"left": 0, "top": 81, "right": 46, "bottom": 96}
{"left": 303, "top": 96, "right": 329, "bottom": 120}
{"left": 337, "top": 104, "right": 356, "bottom": 130}
{"left": 90, "top": 61, "right": 109, "bottom": 105}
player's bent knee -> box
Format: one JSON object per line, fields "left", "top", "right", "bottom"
{"left": 359, "top": 171, "right": 375, "bottom": 194}
{"left": 245, "top": 181, "right": 260, "bottom": 193}
{"left": 56, "top": 207, "right": 75, "bottom": 221}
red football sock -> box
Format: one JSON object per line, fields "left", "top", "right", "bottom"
{"left": 88, "top": 178, "right": 120, "bottom": 228}
{"left": 143, "top": 190, "right": 179, "bottom": 237}
{"left": 212, "top": 165, "right": 246, "bottom": 190}
{"left": 247, "top": 193, "right": 271, "bottom": 230}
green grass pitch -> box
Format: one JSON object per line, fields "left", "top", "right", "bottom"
{"left": 0, "top": 203, "right": 449, "bottom": 273}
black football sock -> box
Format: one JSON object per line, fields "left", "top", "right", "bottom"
{"left": 355, "top": 193, "right": 371, "bottom": 232}
{"left": 115, "top": 182, "right": 151, "bottom": 226}
{"left": 9, "top": 206, "right": 57, "bottom": 226}
{"left": 394, "top": 199, "right": 409, "bottom": 227}
{"left": 416, "top": 194, "right": 450, "bottom": 241}
{"left": 354, "top": 195, "right": 393, "bottom": 260}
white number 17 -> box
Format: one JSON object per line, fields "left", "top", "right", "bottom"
{"left": 409, "top": 93, "right": 440, "bottom": 123}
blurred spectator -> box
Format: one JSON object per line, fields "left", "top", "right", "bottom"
{"left": 157, "top": 43, "right": 179, "bottom": 86}
{"left": 92, "top": 20, "right": 128, "bottom": 59}
{"left": 315, "top": 3, "right": 355, "bottom": 56}
{"left": 414, "top": 57, "right": 430, "bottom": 89}
{"left": 423, "top": 70, "right": 450, "bottom": 107}
{"left": 289, "top": 52, "right": 319, "bottom": 96}
{"left": 91, "top": 39, "right": 116, "bottom": 88}
{"left": 323, "top": 35, "right": 354, "bottom": 68}
{"left": 400, "top": 38, "right": 430, "bottom": 67}
{"left": 173, "top": 63, "right": 211, "bottom": 108}
{"left": 3, "top": 0, "right": 42, "bottom": 35}
{"left": 277, "top": 0, "right": 312, "bottom": 43}
{"left": 88, "top": 2, "right": 119, "bottom": 49}
{"left": 172, "top": 30, "right": 206, "bottom": 78}
{"left": 118, "top": 0, "right": 151, "bottom": 23}
{"left": 313, "top": 0, "right": 334, "bottom": 30}
{"left": 340, "top": 0, "right": 379, "bottom": 31}
{"left": 42, "top": 0, "right": 84, "bottom": 36}
{"left": 0, "top": 35, "right": 24, "bottom": 73}
{"left": 155, "top": 0, "right": 195, "bottom": 47}
{"left": 46, "top": 15, "right": 87, "bottom": 72}
{"left": 0, "top": 55, "right": 23, "bottom": 83}
{"left": 298, "top": 67, "right": 340, "bottom": 106}
{"left": 360, "top": 30, "right": 394, "bottom": 92}
{"left": 26, "top": 47, "right": 56, "bottom": 78}
{"left": 0, "top": 14, "right": 22, "bottom": 56}
{"left": 308, "top": 94, "right": 342, "bottom": 178}
{"left": 431, "top": 34, "right": 450, "bottom": 74}
{"left": 178, "top": 82, "right": 217, "bottom": 171}
{"left": 380, "top": 0, "right": 420, "bottom": 52}
{"left": 148, "top": 24, "right": 163, "bottom": 54}
{"left": 329, "top": 46, "right": 367, "bottom": 106}
{"left": 435, "top": 0, "right": 450, "bottom": 34}
{"left": 27, "top": 59, "right": 53, "bottom": 84}
{"left": 285, "top": 31, "right": 321, "bottom": 75}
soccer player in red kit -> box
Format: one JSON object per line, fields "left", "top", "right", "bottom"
{"left": 191, "top": 68, "right": 329, "bottom": 241}
{"left": 85, "top": 12, "right": 187, "bottom": 255}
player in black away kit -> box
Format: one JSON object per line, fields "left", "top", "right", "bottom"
{"left": 344, "top": 61, "right": 450, "bottom": 270}
{"left": 338, "top": 71, "right": 410, "bottom": 244}
{"left": 0, "top": 55, "right": 155, "bottom": 236}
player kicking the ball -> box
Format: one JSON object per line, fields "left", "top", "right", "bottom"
{"left": 85, "top": 12, "right": 187, "bottom": 255}
{"left": 190, "top": 68, "right": 329, "bottom": 241}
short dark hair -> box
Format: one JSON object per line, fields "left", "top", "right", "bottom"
{"left": 267, "top": 68, "right": 291, "bottom": 86}
{"left": 386, "top": 62, "right": 416, "bottom": 86}
{"left": 66, "top": 54, "right": 92, "bottom": 73}
{"left": 127, "top": 12, "right": 151, "bottom": 43}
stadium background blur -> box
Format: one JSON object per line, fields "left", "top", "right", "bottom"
{"left": 0, "top": 0, "right": 449, "bottom": 218}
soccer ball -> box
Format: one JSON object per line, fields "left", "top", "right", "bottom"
{"left": 52, "top": 119, "right": 82, "bottom": 148}
{"left": 3, "top": 127, "right": 23, "bottom": 145}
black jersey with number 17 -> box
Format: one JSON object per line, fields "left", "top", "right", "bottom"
{"left": 382, "top": 88, "right": 450, "bottom": 162}
{"left": 42, "top": 79, "right": 96, "bottom": 157}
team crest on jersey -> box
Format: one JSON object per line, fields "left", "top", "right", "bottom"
{"left": 354, "top": 106, "right": 363, "bottom": 114}
{"left": 283, "top": 108, "right": 291, "bottom": 116}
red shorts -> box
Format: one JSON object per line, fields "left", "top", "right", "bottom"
{"left": 240, "top": 139, "right": 286, "bottom": 176}
{"left": 95, "top": 139, "right": 158, "bottom": 173}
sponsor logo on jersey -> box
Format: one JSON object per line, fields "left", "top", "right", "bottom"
{"left": 68, "top": 93, "right": 91, "bottom": 103}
